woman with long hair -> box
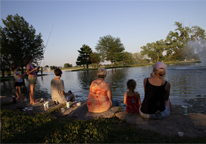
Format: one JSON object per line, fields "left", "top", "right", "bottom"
{"left": 25, "top": 54, "right": 39, "bottom": 105}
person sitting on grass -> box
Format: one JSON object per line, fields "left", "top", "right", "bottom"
{"left": 11, "top": 64, "right": 27, "bottom": 100}
{"left": 51, "top": 68, "right": 75, "bottom": 104}
{"left": 124, "top": 79, "right": 141, "bottom": 113}
{"left": 139, "top": 62, "right": 172, "bottom": 119}
{"left": 87, "top": 68, "right": 119, "bottom": 113}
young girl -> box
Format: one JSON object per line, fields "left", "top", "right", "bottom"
{"left": 11, "top": 65, "right": 27, "bottom": 100}
{"left": 124, "top": 79, "right": 141, "bottom": 113}
{"left": 25, "top": 54, "right": 39, "bottom": 105}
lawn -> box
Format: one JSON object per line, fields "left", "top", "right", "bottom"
{"left": 1, "top": 109, "right": 205, "bottom": 143}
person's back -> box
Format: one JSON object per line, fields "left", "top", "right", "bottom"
{"left": 87, "top": 79, "right": 112, "bottom": 113}
{"left": 51, "top": 68, "right": 75, "bottom": 104}
{"left": 140, "top": 62, "right": 172, "bottom": 119}
{"left": 51, "top": 79, "right": 67, "bottom": 103}
{"left": 141, "top": 77, "right": 167, "bottom": 114}
{"left": 124, "top": 79, "right": 141, "bottom": 113}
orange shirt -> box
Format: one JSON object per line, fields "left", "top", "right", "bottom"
{"left": 87, "top": 80, "right": 112, "bottom": 113}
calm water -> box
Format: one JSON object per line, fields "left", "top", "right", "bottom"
{"left": 1, "top": 63, "right": 206, "bottom": 105}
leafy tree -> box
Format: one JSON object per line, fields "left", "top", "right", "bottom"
{"left": 50, "top": 66, "right": 57, "bottom": 70}
{"left": 90, "top": 52, "right": 101, "bottom": 67}
{"left": 132, "top": 52, "right": 144, "bottom": 64}
{"left": 76, "top": 44, "right": 92, "bottom": 69}
{"left": 45, "top": 65, "right": 49, "bottom": 68}
{"left": 0, "top": 26, "right": 11, "bottom": 77}
{"left": 95, "top": 35, "right": 125, "bottom": 67}
{"left": 0, "top": 14, "right": 44, "bottom": 74}
{"left": 190, "top": 26, "right": 206, "bottom": 41}
{"left": 122, "top": 51, "right": 134, "bottom": 65}
{"left": 141, "top": 40, "right": 165, "bottom": 62}
{"left": 64, "top": 63, "right": 72, "bottom": 68}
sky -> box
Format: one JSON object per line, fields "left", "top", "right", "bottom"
{"left": 1, "top": 0, "right": 206, "bottom": 67}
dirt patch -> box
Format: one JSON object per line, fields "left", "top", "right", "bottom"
{"left": 115, "top": 112, "right": 206, "bottom": 138}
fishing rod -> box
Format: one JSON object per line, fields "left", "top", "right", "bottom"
{"left": 38, "top": 25, "right": 54, "bottom": 67}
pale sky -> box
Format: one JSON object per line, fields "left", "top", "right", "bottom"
{"left": 1, "top": 0, "right": 206, "bottom": 67}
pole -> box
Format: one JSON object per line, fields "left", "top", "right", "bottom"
{"left": 38, "top": 25, "right": 54, "bottom": 67}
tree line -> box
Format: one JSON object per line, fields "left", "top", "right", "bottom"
{"left": 76, "top": 22, "right": 206, "bottom": 68}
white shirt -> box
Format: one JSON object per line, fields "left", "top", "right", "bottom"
{"left": 14, "top": 71, "right": 23, "bottom": 83}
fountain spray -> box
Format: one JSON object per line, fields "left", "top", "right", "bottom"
{"left": 187, "top": 39, "right": 206, "bottom": 66}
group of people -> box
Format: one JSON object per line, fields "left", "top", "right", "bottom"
{"left": 12, "top": 55, "right": 172, "bottom": 119}
{"left": 11, "top": 55, "right": 40, "bottom": 105}
{"left": 51, "top": 61, "right": 172, "bottom": 119}
{"left": 86, "top": 61, "right": 172, "bottom": 119}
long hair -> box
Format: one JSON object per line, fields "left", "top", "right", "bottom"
{"left": 25, "top": 54, "right": 33, "bottom": 65}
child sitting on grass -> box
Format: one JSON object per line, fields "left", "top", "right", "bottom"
{"left": 124, "top": 79, "right": 141, "bottom": 113}
{"left": 51, "top": 68, "right": 75, "bottom": 104}
{"left": 11, "top": 65, "right": 27, "bottom": 100}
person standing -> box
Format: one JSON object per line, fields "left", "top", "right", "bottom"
{"left": 11, "top": 65, "right": 27, "bottom": 100}
{"left": 25, "top": 54, "right": 39, "bottom": 105}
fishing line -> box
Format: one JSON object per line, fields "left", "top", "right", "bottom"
{"left": 38, "top": 25, "right": 54, "bottom": 67}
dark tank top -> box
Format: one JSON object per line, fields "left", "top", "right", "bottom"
{"left": 141, "top": 78, "right": 167, "bottom": 114}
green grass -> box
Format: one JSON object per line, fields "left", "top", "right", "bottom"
{"left": 1, "top": 109, "right": 206, "bottom": 143}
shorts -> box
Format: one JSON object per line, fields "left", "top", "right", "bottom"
{"left": 139, "top": 106, "right": 170, "bottom": 119}
{"left": 28, "top": 76, "right": 36, "bottom": 85}
{"left": 15, "top": 82, "right": 24, "bottom": 87}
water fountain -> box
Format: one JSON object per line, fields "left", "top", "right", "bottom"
{"left": 187, "top": 39, "right": 206, "bottom": 66}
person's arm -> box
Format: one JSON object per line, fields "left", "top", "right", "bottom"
{"left": 16, "top": 72, "right": 27, "bottom": 78}
{"left": 26, "top": 65, "right": 38, "bottom": 74}
{"left": 165, "top": 82, "right": 171, "bottom": 101}
{"left": 135, "top": 92, "right": 141, "bottom": 106}
{"left": 123, "top": 92, "right": 127, "bottom": 104}
{"left": 143, "top": 78, "right": 147, "bottom": 93}
{"left": 60, "top": 91, "right": 70, "bottom": 96}
{"left": 107, "top": 83, "right": 112, "bottom": 100}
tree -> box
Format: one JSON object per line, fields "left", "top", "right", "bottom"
{"left": 95, "top": 35, "right": 125, "bottom": 67}
{"left": 90, "top": 52, "right": 101, "bottom": 67}
{"left": 0, "top": 14, "right": 44, "bottom": 74}
{"left": 141, "top": 40, "right": 165, "bottom": 62}
{"left": 190, "top": 26, "right": 206, "bottom": 41}
{"left": 76, "top": 44, "right": 92, "bottom": 69}
{"left": 122, "top": 51, "right": 134, "bottom": 65}
{"left": 132, "top": 52, "right": 144, "bottom": 64}
{"left": 45, "top": 65, "right": 49, "bottom": 68}
{"left": 64, "top": 63, "right": 72, "bottom": 68}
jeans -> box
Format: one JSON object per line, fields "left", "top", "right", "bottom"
{"left": 140, "top": 106, "right": 170, "bottom": 119}
{"left": 112, "top": 100, "right": 119, "bottom": 107}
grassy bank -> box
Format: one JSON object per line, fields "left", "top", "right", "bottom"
{"left": 1, "top": 108, "right": 206, "bottom": 143}
{"left": 71, "top": 60, "right": 201, "bottom": 71}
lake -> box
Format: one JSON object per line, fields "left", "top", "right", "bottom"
{"left": 1, "top": 63, "right": 206, "bottom": 106}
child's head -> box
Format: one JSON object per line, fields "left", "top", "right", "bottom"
{"left": 25, "top": 54, "right": 34, "bottom": 65}
{"left": 11, "top": 64, "right": 18, "bottom": 71}
{"left": 54, "top": 68, "right": 62, "bottom": 76}
{"left": 127, "top": 79, "right": 136, "bottom": 92}
{"left": 152, "top": 62, "right": 166, "bottom": 79}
